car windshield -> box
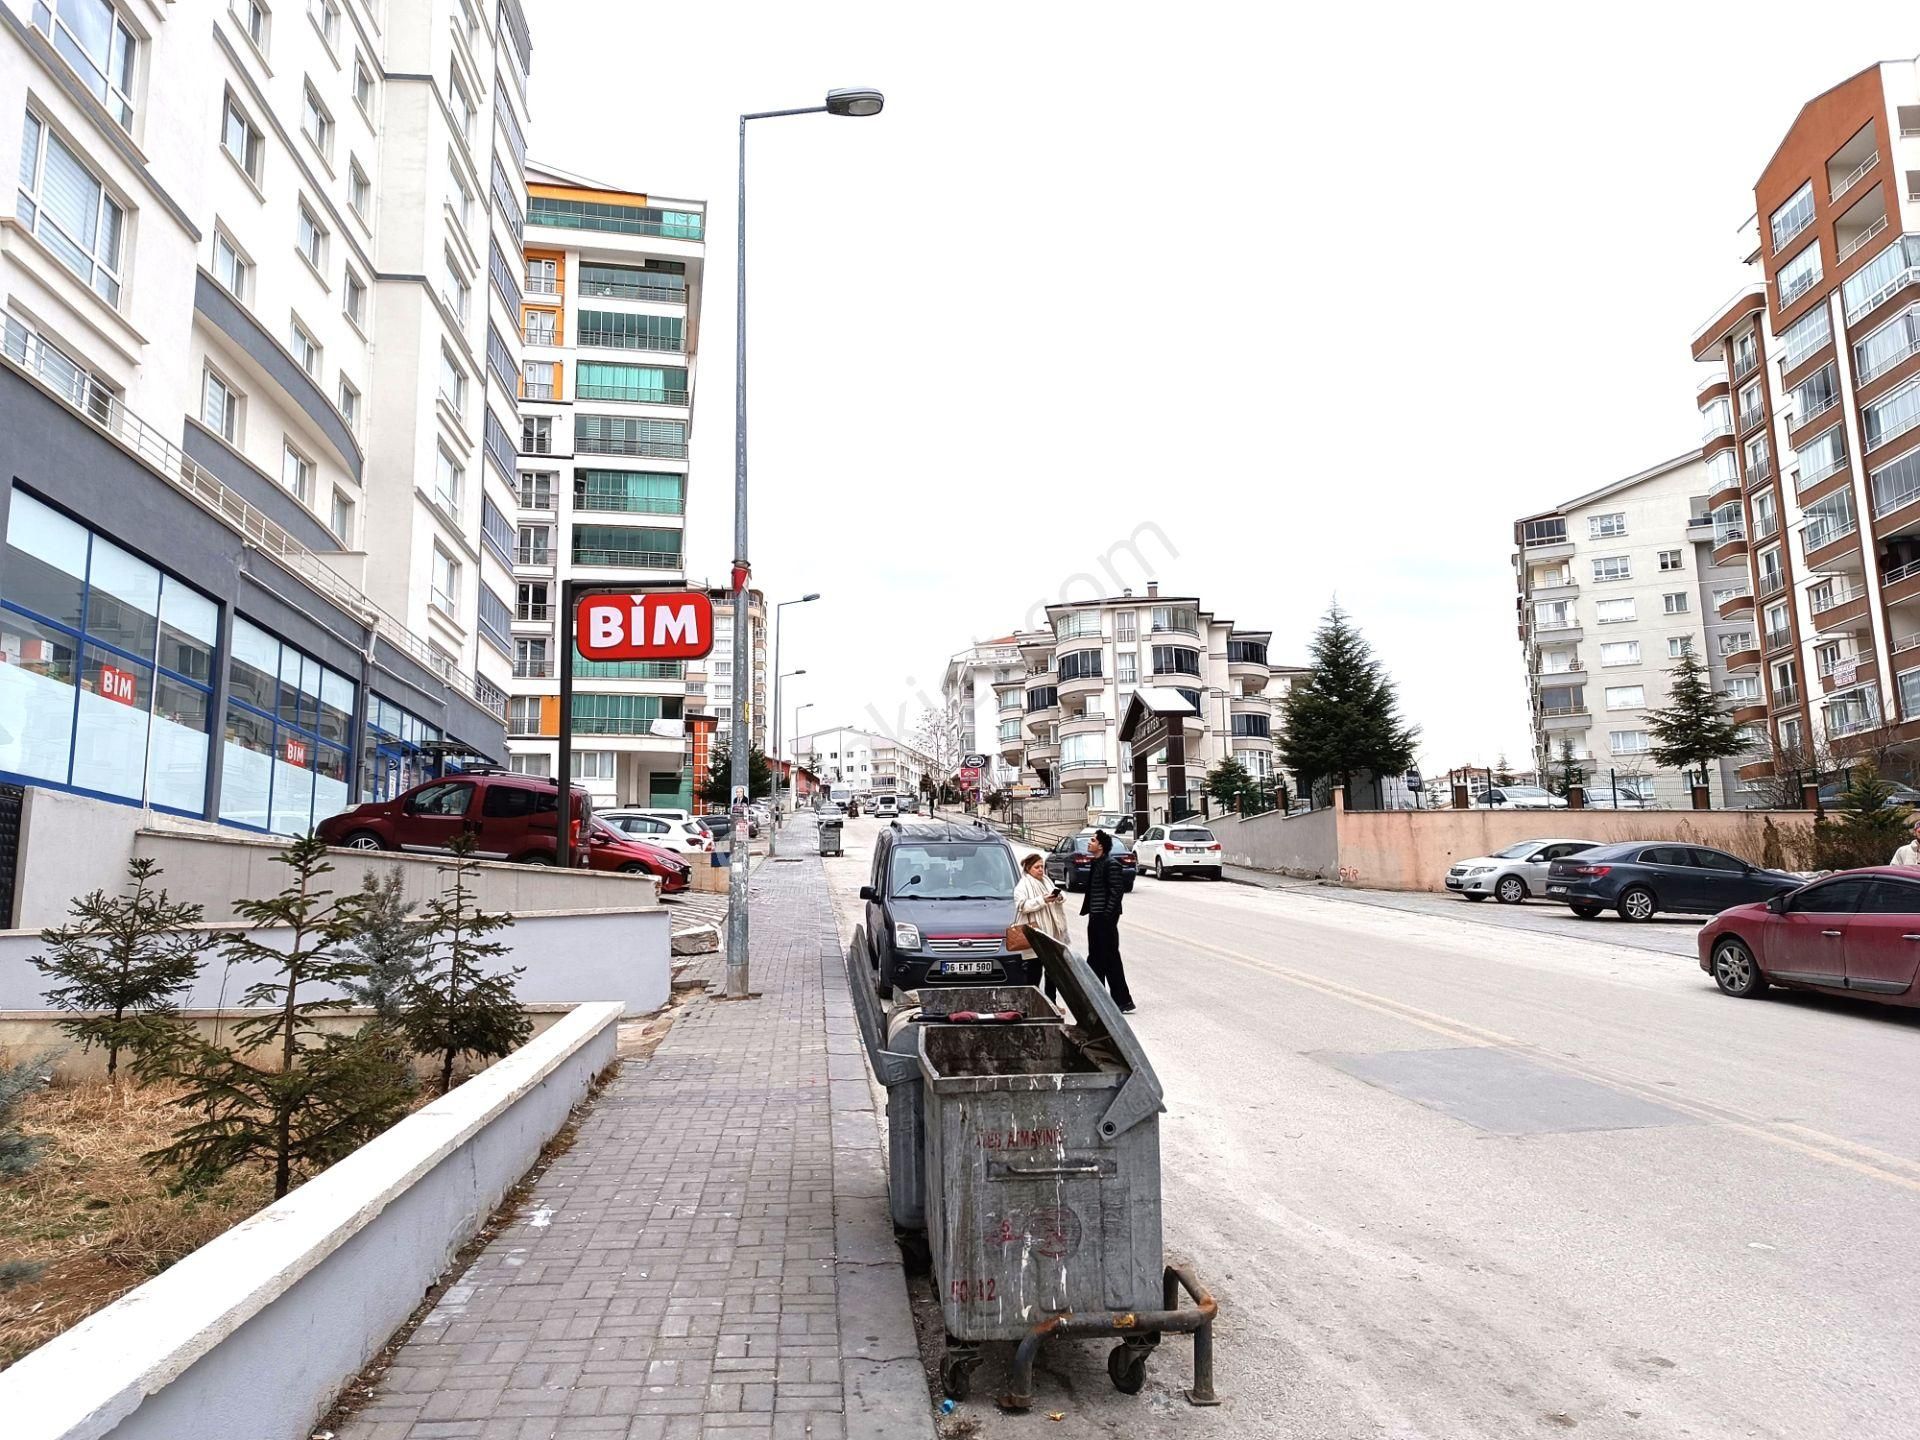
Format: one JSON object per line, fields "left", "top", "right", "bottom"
{"left": 889, "top": 842, "right": 1017, "bottom": 899}
{"left": 1502, "top": 786, "right": 1553, "bottom": 798}
{"left": 1493, "top": 842, "right": 1543, "bottom": 859}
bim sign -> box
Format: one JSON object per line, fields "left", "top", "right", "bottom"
{"left": 575, "top": 591, "right": 716, "bottom": 661}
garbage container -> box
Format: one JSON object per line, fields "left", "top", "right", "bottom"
{"left": 818, "top": 816, "right": 843, "bottom": 856}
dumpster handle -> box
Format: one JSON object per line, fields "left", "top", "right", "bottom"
{"left": 999, "top": 1263, "right": 1220, "bottom": 1412}
{"left": 996, "top": 1162, "right": 1103, "bottom": 1178}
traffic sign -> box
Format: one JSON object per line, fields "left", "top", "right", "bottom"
{"left": 575, "top": 591, "right": 716, "bottom": 661}
{"left": 961, "top": 752, "right": 988, "bottom": 769}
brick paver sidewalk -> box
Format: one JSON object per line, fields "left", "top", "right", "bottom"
{"left": 336, "top": 827, "right": 930, "bottom": 1440}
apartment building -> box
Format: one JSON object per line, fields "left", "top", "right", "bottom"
{"left": 792, "top": 726, "right": 931, "bottom": 797}
{"left": 941, "top": 637, "right": 1024, "bottom": 790}
{"left": 698, "top": 586, "right": 766, "bottom": 753}
{"left": 997, "top": 583, "right": 1300, "bottom": 821}
{"left": 1513, "top": 454, "right": 1750, "bottom": 804}
{"left": 1688, "top": 54, "right": 1920, "bottom": 788}
{"left": 0, "top": 0, "right": 528, "bottom": 834}
{"left": 503, "top": 164, "right": 705, "bottom": 806}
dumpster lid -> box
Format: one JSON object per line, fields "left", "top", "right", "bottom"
{"left": 1027, "top": 928, "right": 1164, "bottom": 1138}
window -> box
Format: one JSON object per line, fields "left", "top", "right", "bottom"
{"left": 438, "top": 347, "right": 465, "bottom": 411}
{"left": 433, "top": 447, "right": 461, "bottom": 511}
{"left": 280, "top": 442, "right": 313, "bottom": 502}
{"left": 1115, "top": 651, "right": 1137, "bottom": 684}
{"left": 235, "top": 0, "right": 268, "bottom": 53}
{"left": 573, "top": 362, "right": 687, "bottom": 404}
{"left": 480, "top": 494, "right": 512, "bottom": 563}
{"left": 337, "top": 376, "right": 359, "bottom": 429}
{"left": 515, "top": 524, "right": 549, "bottom": 564}
{"left": 1594, "top": 598, "right": 1636, "bottom": 624}
{"left": 213, "top": 229, "right": 251, "bottom": 301}
{"left": 1770, "top": 180, "right": 1815, "bottom": 253}
{"left": 1657, "top": 549, "right": 1683, "bottom": 572}
{"left": 203, "top": 368, "right": 241, "bottom": 442}
{"left": 572, "top": 470, "right": 682, "bottom": 514}
{"left": 1779, "top": 305, "right": 1832, "bottom": 371}
{"left": 1599, "top": 641, "right": 1639, "bottom": 667}
{"left": 523, "top": 308, "right": 557, "bottom": 344}
{"left": 309, "top": 0, "right": 339, "bottom": 46}
{"left": 577, "top": 310, "right": 686, "bottom": 353}
{"left": 17, "top": 112, "right": 126, "bottom": 305}
{"left": 327, "top": 490, "right": 354, "bottom": 544}
{"left": 1777, "top": 242, "right": 1822, "bottom": 307}
{"left": 301, "top": 83, "right": 333, "bottom": 159}
{"left": 1778, "top": 715, "right": 1803, "bottom": 753}
{"left": 1058, "top": 649, "right": 1103, "bottom": 682}
{"left": 477, "top": 585, "right": 511, "bottom": 654}
{"left": 343, "top": 268, "right": 366, "bottom": 327}
{"left": 348, "top": 158, "right": 370, "bottom": 217}
{"left": 1609, "top": 729, "right": 1650, "bottom": 754}
{"left": 1864, "top": 378, "right": 1920, "bottom": 452}
{"left": 506, "top": 696, "right": 540, "bottom": 735}
{"left": 222, "top": 93, "right": 263, "bottom": 181}
{"left": 1605, "top": 685, "right": 1646, "bottom": 710}
{"left": 289, "top": 316, "right": 320, "bottom": 376}
{"left": 448, "top": 69, "right": 475, "bottom": 143}
{"left": 1149, "top": 645, "right": 1200, "bottom": 677}
{"left": 1591, "top": 555, "right": 1631, "bottom": 582}
{"left": 523, "top": 361, "right": 555, "bottom": 400}
{"left": 447, "top": 152, "right": 473, "bottom": 228}
{"left": 1538, "top": 684, "right": 1582, "bottom": 715}
{"left": 36, "top": 0, "right": 138, "bottom": 131}
{"left": 515, "top": 581, "right": 549, "bottom": 619}
{"left": 1668, "top": 636, "right": 1693, "bottom": 659}
{"left": 1588, "top": 512, "right": 1626, "bottom": 539}
{"left": 525, "top": 195, "right": 702, "bottom": 240}
{"left": 573, "top": 414, "right": 685, "bottom": 457}
{"left": 570, "top": 751, "right": 618, "bottom": 781}
{"left": 441, "top": 249, "right": 469, "bottom": 323}
{"left": 296, "top": 202, "right": 326, "bottom": 270}
{"left": 352, "top": 54, "right": 373, "bottom": 112}
{"left": 521, "top": 415, "right": 553, "bottom": 453}
{"left": 1115, "top": 610, "right": 1137, "bottom": 643}
{"left": 517, "top": 472, "right": 554, "bottom": 508}
{"left": 1855, "top": 307, "right": 1920, "bottom": 386}
{"left": 525, "top": 256, "right": 558, "bottom": 294}
{"left": 1662, "top": 592, "right": 1689, "bottom": 615}
{"left": 430, "top": 547, "right": 458, "bottom": 613}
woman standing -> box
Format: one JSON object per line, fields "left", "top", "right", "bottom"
{"left": 1080, "top": 830, "right": 1136, "bottom": 1012}
{"left": 1014, "top": 851, "right": 1069, "bottom": 1000}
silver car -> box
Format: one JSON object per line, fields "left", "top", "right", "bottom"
{"left": 1445, "top": 838, "right": 1600, "bottom": 904}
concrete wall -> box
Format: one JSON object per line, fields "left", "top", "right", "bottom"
{"left": 0, "top": 907, "right": 671, "bottom": 1020}
{"left": 0, "top": 1002, "right": 621, "bottom": 1440}
{"left": 1211, "top": 805, "right": 1340, "bottom": 877}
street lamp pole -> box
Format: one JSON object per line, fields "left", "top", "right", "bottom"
{"left": 767, "top": 592, "right": 819, "bottom": 855}
{"left": 791, "top": 701, "right": 815, "bottom": 820}
{"left": 726, "top": 89, "right": 883, "bottom": 1000}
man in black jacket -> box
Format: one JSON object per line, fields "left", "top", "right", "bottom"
{"left": 1080, "top": 830, "right": 1136, "bottom": 1012}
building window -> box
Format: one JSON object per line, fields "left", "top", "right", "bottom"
{"left": 515, "top": 524, "right": 549, "bottom": 565}
{"left": 35, "top": 0, "right": 138, "bottom": 131}
{"left": 1604, "top": 685, "right": 1645, "bottom": 710}
{"left": 213, "top": 229, "right": 251, "bottom": 301}
{"left": 222, "top": 616, "right": 356, "bottom": 833}
{"left": 337, "top": 376, "right": 360, "bottom": 429}
{"left": 289, "top": 316, "right": 321, "bottom": 376}
{"left": 477, "top": 585, "right": 511, "bottom": 654}
{"left": 1776, "top": 242, "right": 1822, "bottom": 307}
{"left": 1599, "top": 641, "right": 1639, "bottom": 667}
{"left": 352, "top": 54, "right": 373, "bottom": 112}
{"left": 431, "top": 547, "right": 458, "bottom": 613}
{"left": 517, "top": 471, "right": 554, "bottom": 508}
{"left": 1668, "top": 636, "right": 1693, "bottom": 659}
{"left": 17, "top": 112, "right": 125, "bottom": 306}
{"left": 343, "top": 268, "right": 366, "bottom": 327}
{"left": 296, "top": 202, "right": 326, "bottom": 269}
{"left": 521, "top": 415, "right": 553, "bottom": 453}
{"left": 1115, "top": 651, "right": 1137, "bottom": 684}
{"left": 348, "top": 158, "right": 371, "bottom": 217}
{"left": 329, "top": 489, "right": 353, "bottom": 543}
{"left": 1608, "top": 730, "right": 1650, "bottom": 754}
{"left": 203, "top": 368, "right": 242, "bottom": 442}
{"left": 434, "top": 446, "right": 461, "bottom": 511}
{"left": 1662, "top": 592, "right": 1690, "bottom": 615}
{"left": 1594, "top": 598, "right": 1635, "bottom": 624}
{"left": 1657, "top": 549, "right": 1682, "bottom": 571}
{"left": 281, "top": 442, "right": 313, "bottom": 502}
{"left": 570, "top": 751, "right": 617, "bottom": 781}
{"left": 1591, "top": 555, "right": 1631, "bottom": 582}
{"left": 523, "top": 361, "right": 555, "bottom": 400}
{"left": 438, "top": 347, "right": 465, "bottom": 412}
{"left": 448, "top": 68, "right": 475, "bottom": 143}
{"left": 300, "top": 83, "right": 333, "bottom": 159}
{"left": 523, "top": 308, "right": 557, "bottom": 345}
{"left": 573, "top": 362, "right": 688, "bottom": 404}
{"left": 1115, "top": 611, "right": 1137, "bottom": 643}
{"left": 1769, "top": 181, "right": 1815, "bottom": 253}
{"left": 447, "top": 151, "right": 473, "bottom": 228}
{"left": 1587, "top": 512, "right": 1626, "bottom": 539}
{"left": 525, "top": 256, "right": 558, "bottom": 294}
{"left": 516, "top": 581, "right": 549, "bottom": 619}
{"left": 480, "top": 494, "right": 513, "bottom": 563}
{"left": 508, "top": 752, "right": 549, "bottom": 777}
{"left": 221, "top": 92, "right": 263, "bottom": 180}
{"left": 234, "top": 0, "right": 269, "bottom": 51}
{"left": 309, "top": 0, "right": 340, "bottom": 48}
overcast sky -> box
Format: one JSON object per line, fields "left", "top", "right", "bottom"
{"left": 530, "top": 2, "right": 1920, "bottom": 770}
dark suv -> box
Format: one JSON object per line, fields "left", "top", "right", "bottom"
{"left": 859, "top": 822, "right": 1033, "bottom": 997}
{"left": 316, "top": 773, "right": 594, "bottom": 866}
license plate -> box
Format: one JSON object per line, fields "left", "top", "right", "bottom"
{"left": 1547, "top": 883, "right": 1568, "bottom": 894}
{"left": 941, "top": 960, "right": 993, "bottom": 975}
{"left": 1445, "top": 879, "right": 1462, "bottom": 889}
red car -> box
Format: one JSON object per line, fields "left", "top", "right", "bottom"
{"left": 585, "top": 820, "right": 690, "bottom": 893}
{"left": 316, "top": 773, "right": 594, "bottom": 866}
{"left": 1698, "top": 866, "right": 1920, "bottom": 1007}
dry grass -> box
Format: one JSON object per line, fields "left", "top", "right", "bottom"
{"left": 0, "top": 1080, "right": 272, "bottom": 1369}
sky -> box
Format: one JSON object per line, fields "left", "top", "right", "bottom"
{"left": 529, "top": 1, "right": 1920, "bottom": 771}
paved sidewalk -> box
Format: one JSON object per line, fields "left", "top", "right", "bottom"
{"left": 336, "top": 827, "right": 931, "bottom": 1440}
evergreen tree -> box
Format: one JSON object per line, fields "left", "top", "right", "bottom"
{"left": 1818, "top": 764, "right": 1913, "bottom": 870}
{"left": 32, "top": 859, "right": 211, "bottom": 1083}
{"left": 700, "top": 743, "right": 775, "bottom": 806}
{"left": 340, "top": 868, "right": 429, "bottom": 1022}
{"left": 1204, "top": 757, "right": 1253, "bottom": 811}
{"left": 1493, "top": 753, "right": 1516, "bottom": 787}
{"left": 0, "top": 1053, "right": 51, "bottom": 1291}
{"left": 1646, "top": 650, "right": 1750, "bottom": 795}
{"left": 1552, "top": 737, "right": 1585, "bottom": 798}
{"left": 1279, "top": 604, "right": 1419, "bottom": 805}
{"left": 400, "top": 838, "right": 531, "bottom": 1094}
{"left": 148, "top": 835, "right": 412, "bottom": 1199}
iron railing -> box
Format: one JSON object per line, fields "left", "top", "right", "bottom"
{"left": 1838, "top": 215, "right": 1890, "bottom": 264}
{"left": 570, "top": 547, "right": 682, "bottom": 569}
{"left": 1831, "top": 150, "right": 1878, "bottom": 203}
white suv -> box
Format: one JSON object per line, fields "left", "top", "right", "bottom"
{"left": 1135, "top": 824, "right": 1223, "bottom": 880}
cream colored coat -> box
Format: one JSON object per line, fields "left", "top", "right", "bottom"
{"left": 1014, "top": 871, "right": 1068, "bottom": 944}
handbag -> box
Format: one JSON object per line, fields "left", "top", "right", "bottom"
{"left": 1004, "top": 922, "right": 1032, "bottom": 952}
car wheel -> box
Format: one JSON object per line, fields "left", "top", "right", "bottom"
{"left": 1154, "top": 858, "right": 1166, "bottom": 881}
{"left": 1495, "top": 875, "right": 1527, "bottom": 905}
{"left": 619, "top": 863, "right": 648, "bottom": 874}
{"left": 341, "top": 830, "right": 385, "bottom": 851}
{"left": 1570, "top": 903, "right": 1603, "bottom": 919}
{"left": 1712, "top": 937, "right": 1767, "bottom": 997}
{"left": 1463, "top": 892, "right": 1488, "bottom": 901}
{"left": 517, "top": 852, "right": 555, "bottom": 866}
{"left": 1617, "top": 886, "right": 1657, "bottom": 922}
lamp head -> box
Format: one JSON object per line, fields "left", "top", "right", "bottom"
{"left": 802, "top": 591, "right": 821, "bottom": 601}
{"left": 825, "top": 87, "right": 884, "bottom": 117}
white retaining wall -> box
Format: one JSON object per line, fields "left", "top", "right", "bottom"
{"left": 0, "top": 1001, "right": 622, "bottom": 1440}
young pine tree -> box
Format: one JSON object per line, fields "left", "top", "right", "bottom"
{"left": 32, "top": 859, "right": 212, "bottom": 1083}
{"left": 1646, "top": 650, "right": 1749, "bottom": 798}
{"left": 400, "top": 838, "right": 531, "bottom": 1095}
{"left": 1279, "top": 603, "right": 1419, "bottom": 806}
{"left": 1821, "top": 764, "right": 1913, "bottom": 870}
{"left": 1205, "top": 756, "right": 1253, "bottom": 812}
{"left": 1554, "top": 737, "right": 1586, "bottom": 798}
{"left": 149, "top": 835, "right": 412, "bottom": 1199}
{"left": 341, "top": 867, "right": 429, "bottom": 1022}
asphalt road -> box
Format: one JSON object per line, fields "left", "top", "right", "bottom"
{"left": 820, "top": 816, "right": 1920, "bottom": 1439}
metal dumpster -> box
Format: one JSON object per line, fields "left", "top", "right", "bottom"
{"left": 818, "top": 816, "right": 843, "bottom": 856}
{"left": 919, "top": 929, "right": 1217, "bottom": 1408}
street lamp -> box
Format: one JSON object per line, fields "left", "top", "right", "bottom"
{"left": 727, "top": 91, "right": 884, "bottom": 999}
{"left": 791, "top": 701, "right": 816, "bottom": 820}
{"left": 767, "top": 592, "right": 821, "bottom": 855}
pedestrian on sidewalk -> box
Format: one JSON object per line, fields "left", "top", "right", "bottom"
{"left": 1015, "top": 852, "right": 1069, "bottom": 1001}
{"left": 1893, "top": 815, "right": 1920, "bottom": 865}
{"left": 1080, "top": 829, "right": 1136, "bottom": 1012}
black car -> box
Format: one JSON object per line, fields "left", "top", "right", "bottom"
{"left": 1545, "top": 842, "right": 1800, "bottom": 922}
{"left": 1043, "top": 831, "right": 1138, "bottom": 893}
{"left": 859, "top": 822, "right": 1034, "bottom": 998}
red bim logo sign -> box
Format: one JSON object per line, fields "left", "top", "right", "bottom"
{"left": 575, "top": 592, "right": 716, "bottom": 661}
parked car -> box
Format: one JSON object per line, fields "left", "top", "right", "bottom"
{"left": 600, "top": 809, "right": 713, "bottom": 856}
{"left": 900, "top": 796, "right": 922, "bottom": 815}
{"left": 1044, "top": 830, "right": 1138, "bottom": 893}
{"left": 858, "top": 822, "right": 1031, "bottom": 998}
{"left": 1475, "top": 785, "right": 1568, "bottom": 810}
{"left": 1090, "top": 810, "right": 1137, "bottom": 836}
{"left": 1445, "top": 838, "right": 1601, "bottom": 904}
{"left": 1135, "top": 823, "right": 1224, "bottom": 881}
{"left": 1545, "top": 842, "right": 1800, "bottom": 921}
{"left": 874, "top": 794, "right": 899, "bottom": 819}
{"left": 1816, "top": 780, "right": 1920, "bottom": 808}
{"left": 584, "top": 820, "right": 690, "bottom": 893}
{"left": 1697, "top": 867, "right": 1920, "bottom": 1006}
{"left": 316, "top": 773, "right": 593, "bottom": 866}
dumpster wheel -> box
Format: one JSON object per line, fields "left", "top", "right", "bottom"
{"left": 1108, "top": 1337, "right": 1155, "bottom": 1394}
{"left": 941, "top": 1339, "right": 983, "bottom": 1401}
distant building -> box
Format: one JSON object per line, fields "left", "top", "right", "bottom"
{"left": 940, "top": 638, "right": 1024, "bottom": 790}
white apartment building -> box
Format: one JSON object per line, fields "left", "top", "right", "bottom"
{"left": 0, "top": 0, "right": 527, "bottom": 833}
{"left": 698, "top": 586, "right": 766, "bottom": 753}
{"left": 793, "top": 726, "right": 930, "bottom": 796}
{"left": 996, "top": 583, "right": 1300, "bottom": 822}
{"left": 1513, "top": 454, "right": 1751, "bottom": 804}
{"left": 941, "top": 637, "right": 1024, "bottom": 790}
{"left": 503, "top": 165, "right": 705, "bottom": 808}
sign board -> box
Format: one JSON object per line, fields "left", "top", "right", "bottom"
{"left": 284, "top": 737, "right": 309, "bottom": 767}
{"left": 98, "top": 663, "right": 137, "bottom": 706}
{"left": 961, "top": 753, "right": 989, "bottom": 769}
{"left": 575, "top": 591, "right": 716, "bottom": 661}
{"left": 1010, "top": 784, "right": 1033, "bottom": 797}
{"left": 960, "top": 765, "right": 981, "bottom": 782}
{"left": 1833, "top": 660, "right": 1857, "bottom": 687}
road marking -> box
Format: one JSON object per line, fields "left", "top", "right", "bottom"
{"left": 1130, "top": 919, "right": 1920, "bottom": 1195}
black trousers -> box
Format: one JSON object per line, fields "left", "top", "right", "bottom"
{"left": 1085, "top": 914, "right": 1134, "bottom": 1007}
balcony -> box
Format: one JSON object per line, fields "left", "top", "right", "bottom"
{"left": 1724, "top": 639, "right": 1762, "bottom": 671}
{"left": 1810, "top": 579, "right": 1871, "bottom": 634}
{"left": 513, "top": 658, "right": 556, "bottom": 679}
{"left": 514, "top": 604, "right": 552, "bottom": 623}
{"left": 1701, "top": 411, "right": 1735, "bottom": 442}
{"left": 1829, "top": 146, "right": 1878, "bottom": 205}
{"left": 1056, "top": 758, "right": 1113, "bottom": 790}
{"left": 1752, "top": 511, "right": 1782, "bottom": 543}
{"left": 1883, "top": 556, "right": 1920, "bottom": 604}
{"left": 1733, "top": 348, "right": 1762, "bottom": 382}
{"left": 574, "top": 385, "right": 690, "bottom": 407}
{"left": 1743, "top": 457, "right": 1774, "bottom": 488}
{"left": 1795, "top": 449, "right": 1850, "bottom": 494}
{"left": 570, "top": 547, "right": 682, "bottom": 569}
{"left": 1819, "top": 648, "right": 1876, "bottom": 694}
{"left": 1707, "top": 474, "right": 1743, "bottom": 510}
{"left": 1771, "top": 683, "right": 1801, "bottom": 709}
{"left": 1839, "top": 213, "right": 1890, "bottom": 265}
{"left": 1730, "top": 698, "right": 1770, "bottom": 726}
{"left": 1738, "top": 403, "right": 1769, "bottom": 434}
{"left": 514, "top": 545, "right": 555, "bottom": 571}
{"left": 523, "top": 380, "right": 555, "bottom": 401}
{"left": 1710, "top": 526, "right": 1748, "bottom": 564}
{"left": 1057, "top": 711, "right": 1107, "bottom": 738}
{"left": 577, "top": 277, "right": 689, "bottom": 305}
{"left": 1025, "top": 738, "right": 1060, "bottom": 762}
{"left": 1764, "top": 626, "right": 1795, "bottom": 654}
{"left": 1777, "top": 268, "right": 1821, "bottom": 310}
{"left": 1540, "top": 708, "right": 1590, "bottom": 732}
{"left": 1692, "top": 287, "right": 1767, "bottom": 361}
{"left": 1531, "top": 618, "right": 1582, "bottom": 642}
{"left": 1715, "top": 585, "right": 1754, "bottom": 618}
{"left": 1058, "top": 668, "right": 1105, "bottom": 700}
{"left": 1803, "top": 518, "right": 1861, "bottom": 569}
{"left": 524, "top": 275, "right": 559, "bottom": 297}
